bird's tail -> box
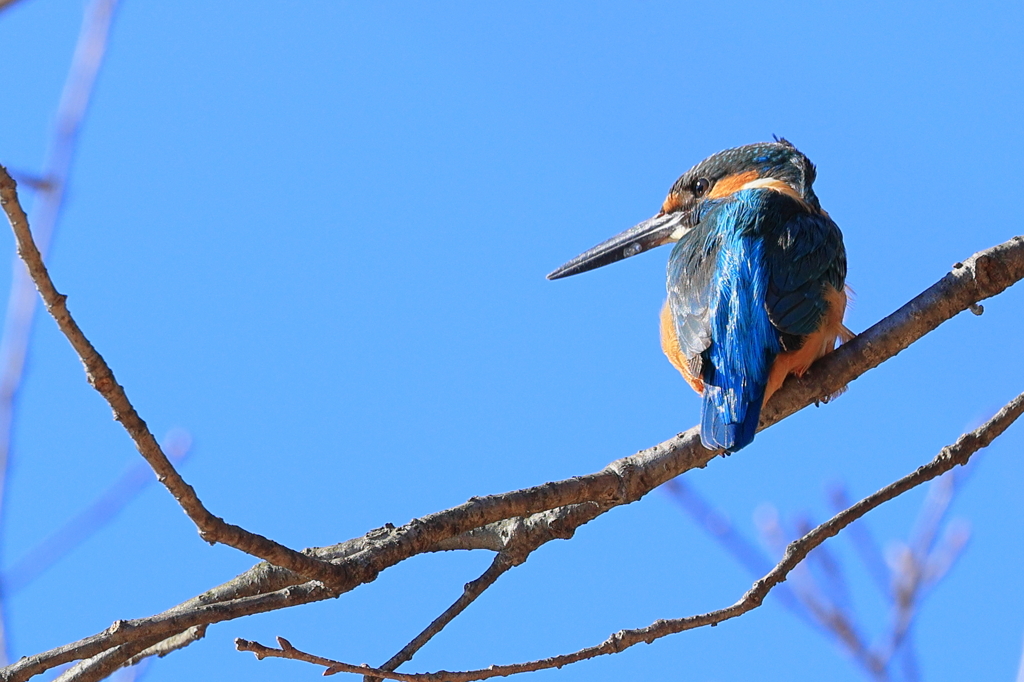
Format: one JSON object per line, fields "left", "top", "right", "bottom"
{"left": 700, "top": 382, "right": 765, "bottom": 453}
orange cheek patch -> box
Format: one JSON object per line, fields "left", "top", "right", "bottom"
{"left": 707, "top": 170, "right": 760, "bottom": 199}
{"left": 661, "top": 192, "right": 684, "bottom": 215}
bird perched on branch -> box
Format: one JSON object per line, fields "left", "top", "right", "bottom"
{"left": 548, "top": 139, "right": 852, "bottom": 452}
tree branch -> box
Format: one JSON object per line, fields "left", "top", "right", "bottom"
{"left": 237, "top": 388, "right": 1024, "bottom": 680}
{"left": 4, "top": 156, "right": 1019, "bottom": 671}
{"left": 2, "top": 159, "right": 1022, "bottom": 680}
{"left": 367, "top": 504, "right": 601, "bottom": 682}
{"left": 52, "top": 626, "right": 206, "bottom": 682}
{"left": 370, "top": 553, "right": 518, "bottom": 682}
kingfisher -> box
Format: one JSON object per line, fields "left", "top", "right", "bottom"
{"left": 548, "top": 140, "right": 852, "bottom": 453}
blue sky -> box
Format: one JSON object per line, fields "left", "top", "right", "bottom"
{"left": 1, "top": 2, "right": 1022, "bottom": 681}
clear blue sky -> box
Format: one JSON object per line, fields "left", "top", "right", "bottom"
{"left": 1, "top": 2, "right": 1022, "bottom": 681}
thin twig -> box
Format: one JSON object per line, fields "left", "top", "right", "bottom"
{"left": 55, "top": 625, "right": 207, "bottom": 682}
{"left": 122, "top": 626, "right": 207, "bottom": 667}
{"left": 237, "top": 389, "right": 1024, "bottom": 681}
{"left": 0, "top": 0, "right": 119, "bottom": 517}
{"left": 794, "top": 513, "right": 854, "bottom": 614}
{"left": 368, "top": 552, "right": 518, "bottom": 682}
{"left": 54, "top": 636, "right": 164, "bottom": 682}
{"left": 2, "top": 171, "right": 53, "bottom": 193}
{"left": 1015, "top": 630, "right": 1024, "bottom": 682}
{"left": 376, "top": 509, "right": 599, "bottom": 682}
{"left": 787, "top": 515, "right": 883, "bottom": 679}
{"left": 665, "top": 480, "right": 776, "bottom": 577}
{"left": 868, "top": 463, "right": 972, "bottom": 672}
{"left": 369, "top": 507, "right": 593, "bottom": 681}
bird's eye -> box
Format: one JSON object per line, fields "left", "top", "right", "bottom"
{"left": 693, "top": 178, "right": 711, "bottom": 197}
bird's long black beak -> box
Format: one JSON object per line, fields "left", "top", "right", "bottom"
{"left": 546, "top": 211, "right": 689, "bottom": 280}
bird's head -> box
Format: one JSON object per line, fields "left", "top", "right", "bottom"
{"left": 547, "top": 139, "right": 820, "bottom": 280}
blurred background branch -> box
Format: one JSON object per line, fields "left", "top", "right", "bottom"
{"left": 2, "top": 429, "right": 191, "bottom": 595}
{"left": 0, "top": 0, "right": 119, "bottom": 665}
{"left": 667, "top": 443, "right": 979, "bottom": 681}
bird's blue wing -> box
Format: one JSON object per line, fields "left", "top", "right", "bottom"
{"left": 761, "top": 206, "right": 846, "bottom": 344}
{"left": 666, "top": 188, "right": 845, "bottom": 452}
{"left": 667, "top": 192, "right": 782, "bottom": 451}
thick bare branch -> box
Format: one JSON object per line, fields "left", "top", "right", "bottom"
{"left": 239, "top": 389, "right": 1024, "bottom": 681}
{"left": 53, "top": 625, "right": 205, "bottom": 682}
{"left": 122, "top": 626, "right": 207, "bottom": 667}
